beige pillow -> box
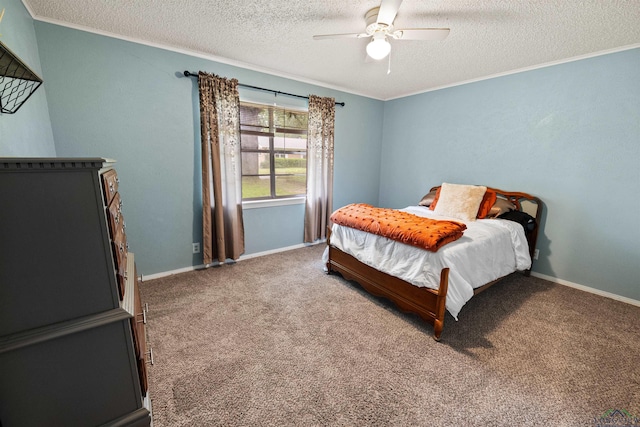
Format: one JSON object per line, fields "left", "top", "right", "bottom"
{"left": 433, "top": 183, "right": 487, "bottom": 221}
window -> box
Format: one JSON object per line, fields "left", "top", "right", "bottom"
{"left": 240, "top": 102, "right": 308, "bottom": 200}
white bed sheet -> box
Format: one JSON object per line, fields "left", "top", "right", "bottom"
{"left": 323, "top": 206, "right": 532, "bottom": 320}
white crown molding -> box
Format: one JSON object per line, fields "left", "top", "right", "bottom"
{"left": 22, "top": 1, "right": 639, "bottom": 102}
{"left": 530, "top": 271, "right": 640, "bottom": 308}
{"left": 387, "top": 43, "right": 640, "bottom": 101}
{"left": 25, "top": 11, "right": 380, "bottom": 101}
{"left": 20, "top": 0, "right": 36, "bottom": 17}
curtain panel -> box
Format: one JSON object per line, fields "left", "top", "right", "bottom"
{"left": 198, "top": 72, "right": 245, "bottom": 263}
{"left": 304, "top": 95, "right": 335, "bottom": 243}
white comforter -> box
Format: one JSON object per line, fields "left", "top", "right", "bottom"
{"left": 323, "top": 206, "right": 532, "bottom": 320}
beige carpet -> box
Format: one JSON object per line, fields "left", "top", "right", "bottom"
{"left": 140, "top": 244, "right": 640, "bottom": 426}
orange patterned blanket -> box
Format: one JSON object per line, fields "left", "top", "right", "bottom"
{"left": 330, "top": 203, "right": 466, "bottom": 252}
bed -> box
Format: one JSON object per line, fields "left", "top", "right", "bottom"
{"left": 324, "top": 184, "right": 542, "bottom": 341}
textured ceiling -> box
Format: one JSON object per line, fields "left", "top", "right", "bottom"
{"left": 23, "top": 0, "right": 640, "bottom": 100}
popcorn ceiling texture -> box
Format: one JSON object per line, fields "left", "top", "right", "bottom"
{"left": 24, "top": 0, "right": 640, "bottom": 99}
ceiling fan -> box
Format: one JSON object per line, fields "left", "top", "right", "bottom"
{"left": 313, "top": 0, "right": 449, "bottom": 61}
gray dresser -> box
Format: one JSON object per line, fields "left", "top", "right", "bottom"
{"left": 0, "top": 158, "right": 151, "bottom": 426}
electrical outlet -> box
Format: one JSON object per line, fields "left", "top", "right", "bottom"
{"left": 533, "top": 249, "right": 539, "bottom": 260}
{"left": 192, "top": 243, "right": 200, "bottom": 254}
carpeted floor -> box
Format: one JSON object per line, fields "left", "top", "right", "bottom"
{"left": 140, "top": 244, "right": 640, "bottom": 426}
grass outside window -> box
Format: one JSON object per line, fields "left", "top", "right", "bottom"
{"left": 240, "top": 101, "right": 308, "bottom": 200}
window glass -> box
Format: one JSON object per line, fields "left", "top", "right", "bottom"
{"left": 240, "top": 102, "right": 308, "bottom": 200}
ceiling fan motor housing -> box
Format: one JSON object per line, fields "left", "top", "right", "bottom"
{"left": 365, "top": 7, "right": 392, "bottom": 35}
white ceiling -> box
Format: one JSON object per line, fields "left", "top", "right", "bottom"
{"left": 23, "top": 0, "right": 640, "bottom": 100}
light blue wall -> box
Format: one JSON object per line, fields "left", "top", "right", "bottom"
{"left": 34, "top": 22, "right": 384, "bottom": 276}
{"left": 380, "top": 48, "right": 640, "bottom": 300}
{"left": 29, "top": 16, "right": 639, "bottom": 301}
{"left": 0, "top": 0, "right": 54, "bottom": 155}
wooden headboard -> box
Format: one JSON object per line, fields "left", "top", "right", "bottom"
{"left": 430, "top": 186, "right": 543, "bottom": 262}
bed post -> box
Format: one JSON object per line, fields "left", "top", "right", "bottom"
{"left": 433, "top": 268, "right": 450, "bottom": 341}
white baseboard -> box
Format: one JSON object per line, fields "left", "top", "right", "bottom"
{"left": 237, "top": 241, "right": 322, "bottom": 261}
{"left": 143, "top": 248, "right": 639, "bottom": 309}
{"left": 530, "top": 272, "right": 640, "bottom": 308}
{"left": 141, "top": 241, "right": 325, "bottom": 281}
{"left": 141, "top": 265, "right": 202, "bottom": 281}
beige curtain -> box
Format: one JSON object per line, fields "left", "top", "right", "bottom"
{"left": 198, "top": 72, "right": 245, "bottom": 263}
{"left": 304, "top": 95, "right": 335, "bottom": 243}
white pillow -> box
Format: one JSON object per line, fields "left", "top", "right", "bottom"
{"left": 433, "top": 183, "right": 487, "bottom": 221}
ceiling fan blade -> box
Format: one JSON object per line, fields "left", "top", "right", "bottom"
{"left": 376, "top": 0, "right": 403, "bottom": 26}
{"left": 392, "top": 28, "right": 450, "bottom": 41}
{"left": 313, "top": 33, "right": 367, "bottom": 40}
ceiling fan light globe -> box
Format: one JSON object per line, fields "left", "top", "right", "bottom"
{"left": 366, "top": 37, "right": 391, "bottom": 60}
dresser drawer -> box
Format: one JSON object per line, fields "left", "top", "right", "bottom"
{"left": 107, "top": 193, "right": 126, "bottom": 238}
{"left": 115, "top": 271, "right": 127, "bottom": 300}
{"left": 137, "top": 353, "right": 149, "bottom": 396}
{"left": 101, "top": 169, "right": 119, "bottom": 206}
{"left": 113, "top": 236, "right": 128, "bottom": 299}
{"left": 135, "top": 312, "right": 149, "bottom": 397}
{"left": 129, "top": 268, "right": 150, "bottom": 397}
{"left": 106, "top": 191, "right": 128, "bottom": 300}
{"left": 131, "top": 275, "right": 146, "bottom": 359}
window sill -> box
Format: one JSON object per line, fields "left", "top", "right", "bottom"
{"left": 242, "top": 197, "right": 306, "bottom": 210}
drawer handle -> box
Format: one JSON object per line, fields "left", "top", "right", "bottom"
{"left": 146, "top": 348, "right": 154, "bottom": 366}
{"left": 137, "top": 303, "right": 148, "bottom": 324}
{"left": 137, "top": 308, "right": 147, "bottom": 324}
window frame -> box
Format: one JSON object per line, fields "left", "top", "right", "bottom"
{"left": 239, "top": 101, "right": 309, "bottom": 202}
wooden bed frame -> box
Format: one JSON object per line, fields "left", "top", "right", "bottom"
{"left": 326, "top": 187, "right": 542, "bottom": 341}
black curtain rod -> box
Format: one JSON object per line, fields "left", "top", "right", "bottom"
{"left": 183, "top": 71, "right": 345, "bottom": 107}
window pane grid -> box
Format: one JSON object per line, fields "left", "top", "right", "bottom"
{"left": 240, "top": 101, "right": 308, "bottom": 200}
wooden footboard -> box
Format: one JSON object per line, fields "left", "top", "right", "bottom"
{"left": 326, "top": 244, "right": 449, "bottom": 341}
